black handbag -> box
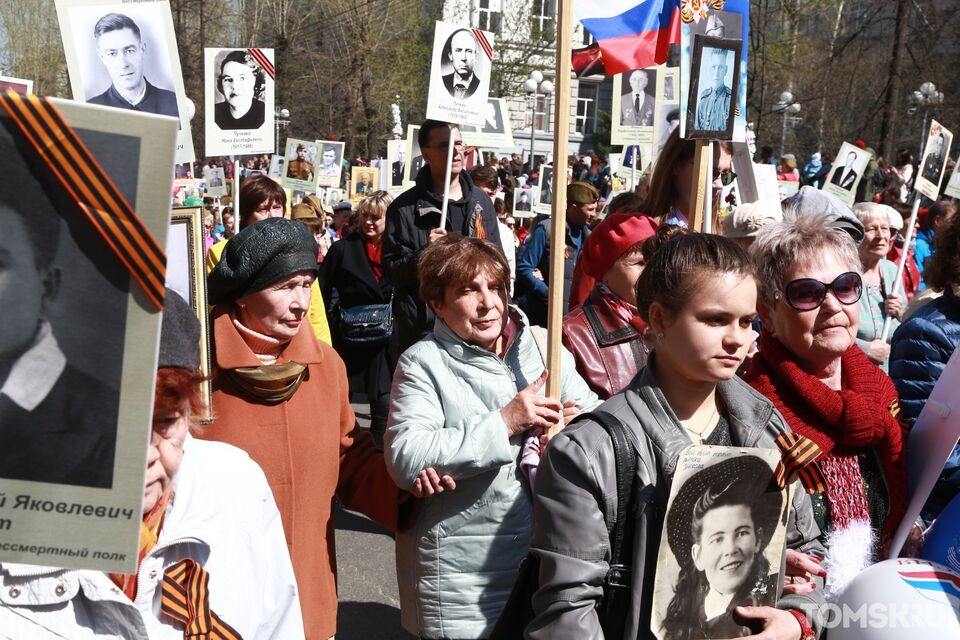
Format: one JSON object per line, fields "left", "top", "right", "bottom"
{"left": 337, "top": 293, "right": 394, "bottom": 346}
{"left": 489, "top": 411, "right": 638, "bottom": 639}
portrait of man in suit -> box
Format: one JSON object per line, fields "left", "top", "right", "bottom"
{"left": 695, "top": 47, "right": 733, "bottom": 133}
{"left": 620, "top": 69, "right": 655, "bottom": 127}
{"left": 921, "top": 132, "right": 948, "bottom": 185}
{"left": 392, "top": 147, "right": 405, "bottom": 186}
{"left": 88, "top": 12, "right": 179, "bottom": 119}
{"left": 481, "top": 100, "right": 505, "bottom": 134}
{"left": 441, "top": 29, "right": 481, "bottom": 100}
{"left": 831, "top": 150, "right": 860, "bottom": 190}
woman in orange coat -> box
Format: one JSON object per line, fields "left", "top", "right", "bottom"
{"left": 204, "top": 217, "right": 402, "bottom": 639}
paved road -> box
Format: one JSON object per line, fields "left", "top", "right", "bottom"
{"left": 334, "top": 404, "right": 415, "bottom": 640}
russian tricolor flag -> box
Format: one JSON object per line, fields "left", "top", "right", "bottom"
{"left": 573, "top": 0, "right": 680, "bottom": 77}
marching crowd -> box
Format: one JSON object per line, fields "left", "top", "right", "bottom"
{"left": 1, "top": 118, "right": 959, "bottom": 640}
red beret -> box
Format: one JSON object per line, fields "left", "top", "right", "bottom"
{"left": 581, "top": 213, "right": 659, "bottom": 279}
{"left": 854, "top": 139, "right": 866, "bottom": 149}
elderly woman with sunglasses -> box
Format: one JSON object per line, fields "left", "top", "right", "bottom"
{"left": 745, "top": 215, "right": 908, "bottom": 600}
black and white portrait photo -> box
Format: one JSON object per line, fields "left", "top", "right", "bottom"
{"left": 830, "top": 150, "right": 861, "bottom": 190}
{"left": 687, "top": 36, "right": 741, "bottom": 140}
{"left": 460, "top": 98, "right": 515, "bottom": 149}
{"left": 915, "top": 121, "right": 955, "bottom": 200}
{"left": 620, "top": 69, "right": 656, "bottom": 127}
{"left": 513, "top": 186, "right": 537, "bottom": 217}
{"left": 388, "top": 139, "right": 406, "bottom": 189}
{"left": 406, "top": 124, "right": 424, "bottom": 184}
{"left": 652, "top": 447, "right": 789, "bottom": 640}
{"left": 538, "top": 165, "right": 554, "bottom": 207}
{"left": 316, "top": 141, "right": 345, "bottom": 188}
{"left": 204, "top": 47, "right": 274, "bottom": 156}
{"left": 426, "top": 21, "right": 494, "bottom": 127}
{"left": 56, "top": 0, "right": 195, "bottom": 163}
{"left": 213, "top": 50, "right": 267, "bottom": 130}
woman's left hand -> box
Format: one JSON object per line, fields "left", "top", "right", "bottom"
{"left": 884, "top": 292, "right": 904, "bottom": 318}
{"left": 562, "top": 400, "right": 580, "bottom": 425}
{"left": 411, "top": 467, "right": 456, "bottom": 498}
{"left": 735, "top": 606, "right": 802, "bottom": 640}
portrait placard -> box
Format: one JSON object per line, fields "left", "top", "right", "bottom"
{"left": 654, "top": 67, "right": 680, "bottom": 156}
{"left": 426, "top": 21, "right": 495, "bottom": 126}
{"left": 652, "top": 445, "right": 790, "bottom": 640}
{"left": 679, "top": 4, "right": 749, "bottom": 142}
{"left": 55, "top": 0, "right": 195, "bottom": 163}
{"left": 167, "top": 208, "right": 213, "bottom": 422}
{"left": 460, "top": 98, "right": 515, "bottom": 149}
{"left": 281, "top": 137, "right": 320, "bottom": 192}
{"left": 534, "top": 164, "right": 554, "bottom": 215}
{"left": 315, "top": 140, "right": 345, "bottom": 189}
{"left": 204, "top": 47, "right": 275, "bottom": 157}
{"left": 915, "top": 120, "right": 954, "bottom": 201}
{"left": 0, "top": 98, "right": 177, "bottom": 573}
{"left": 685, "top": 35, "right": 742, "bottom": 141}
{"left": 777, "top": 180, "right": 800, "bottom": 200}
{"left": 611, "top": 67, "right": 657, "bottom": 145}
{"left": 386, "top": 139, "right": 406, "bottom": 194}
{"left": 268, "top": 153, "right": 284, "bottom": 178}
{"left": 944, "top": 159, "right": 960, "bottom": 199}
{"left": 513, "top": 185, "right": 537, "bottom": 218}
{"left": 404, "top": 124, "right": 424, "bottom": 188}
{"left": 823, "top": 141, "right": 872, "bottom": 205}
{"left": 205, "top": 166, "right": 228, "bottom": 197}
{"left": 350, "top": 166, "right": 379, "bottom": 205}
{"left": 0, "top": 75, "right": 33, "bottom": 94}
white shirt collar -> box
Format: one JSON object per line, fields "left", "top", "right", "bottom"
{"left": 0, "top": 321, "right": 67, "bottom": 411}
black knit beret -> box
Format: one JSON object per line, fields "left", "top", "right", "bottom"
{"left": 160, "top": 289, "right": 200, "bottom": 370}
{"left": 207, "top": 217, "right": 319, "bottom": 305}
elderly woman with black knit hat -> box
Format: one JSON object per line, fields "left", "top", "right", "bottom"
{"left": 202, "top": 217, "right": 405, "bottom": 638}
{"left": 561, "top": 212, "right": 664, "bottom": 399}
{"left": 0, "top": 290, "right": 304, "bottom": 638}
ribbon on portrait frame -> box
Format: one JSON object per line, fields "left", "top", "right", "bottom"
{"left": 472, "top": 29, "right": 494, "bottom": 60}
{"left": 246, "top": 48, "right": 275, "bottom": 79}
{"left": 0, "top": 90, "right": 166, "bottom": 310}
{"left": 773, "top": 431, "right": 828, "bottom": 495}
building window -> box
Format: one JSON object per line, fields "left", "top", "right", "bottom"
{"left": 577, "top": 25, "right": 596, "bottom": 47}
{"left": 530, "top": 0, "right": 556, "bottom": 42}
{"left": 477, "top": 0, "right": 501, "bottom": 33}
{"left": 575, "top": 84, "right": 598, "bottom": 136}
{"left": 534, "top": 95, "right": 551, "bottom": 131}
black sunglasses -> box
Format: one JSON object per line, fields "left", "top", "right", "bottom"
{"left": 782, "top": 271, "right": 862, "bottom": 311}
{"left": 715, "top": 169, "right": 737, "bottom": 186}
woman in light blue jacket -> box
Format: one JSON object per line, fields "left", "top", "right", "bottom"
{"left": 385, "top": 234, "right": 599, "bottom": 640}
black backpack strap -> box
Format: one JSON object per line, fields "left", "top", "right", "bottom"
{"left": 574, "top": 410, "right": 639, "bottom": 634}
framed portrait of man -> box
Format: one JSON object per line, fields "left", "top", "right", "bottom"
{"left": 315, "top": 140, "right": 345, "bottom": 189}
{"left": 915, "top": 120, "right": 954, "bottom": 201}
{"left": 535, "top": 165, "right": 554, "bottom": 215}
{"left": 167, "top": 208, "right": 213, "bottom": 422}
{"left": 350, "top": 166, "right": 379, "bottom": 205}
{"left": 513, "top": 185, "right": 537, "bottom": 218}
{"left": 0, "top": 96, "right": 177, "bottom": 573}
{"left": 387, "top": 138, "right": 406, "bottom": 193}
{"left": 460, "top": 98, "right": 514, "bottom": 149}
{"left": 205, "top": 166, "right": 228, "bottom": 197}
{"left": 823, "top": 142, "right": 872, "bottom": 205}
{"left": 652, "top": 446, "right": 790, "bottom": 640}
{"left": 0, "top": 75, "right": 33, "bottom": 94}
{"left": 654, "top": 67, "right": 681, "bottom": 157}
{"left": 611, "top": 68, "right": 657, "bottom": 145}
{"left": 204, "top": 47, "right": 275, "bottom": 156}
{"left": 55, "top": 0, "right": 195, "bottom": 163}
{"left": 679, "top": 6, "right": 748, "bottom": 142}
{"left": 686, "top": 36, "right": 742, "bottom": 141}
{"left": 426, "top": 21, "right": 495, "bottom": 127}
{"left": 944, "top": 158, "right": 960, "bottom": 200}
{"left": 281, "top": 137, "right": 320, "bottom": 192}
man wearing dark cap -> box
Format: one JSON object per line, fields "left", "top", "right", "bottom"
{"left": 383, "top": 119, "right": 501, "bottom": 352}
{"left": 515, "top": 181, "right": 599, "bottom": 326}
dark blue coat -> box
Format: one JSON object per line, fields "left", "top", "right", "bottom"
{"left": 889, "top": 288, "right": 960, "bottom": 519}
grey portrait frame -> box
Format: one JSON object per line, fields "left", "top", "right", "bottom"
{"left": 686, "top": 35, "right": 741, "bottom": 141}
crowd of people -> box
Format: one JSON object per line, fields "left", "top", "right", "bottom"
{"left": 2, "top": 114, "right": 959, "bottom": 640}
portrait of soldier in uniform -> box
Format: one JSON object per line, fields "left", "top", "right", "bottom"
{"left": 695, "top": 47, "right": 733, "bottom": 133}
{"left": 287, "top": 143, "right": 315, "bottom": 181}
{"left": 921, "top": 131, "right": 949, "bottom": 185}
{"left": 620, "top": 69, "right": 655, "bottom": 127}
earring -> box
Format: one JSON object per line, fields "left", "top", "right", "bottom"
{"left": 656, "top": 331, "right": 665, "bottom": 341}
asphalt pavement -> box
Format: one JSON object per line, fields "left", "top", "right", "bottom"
{"left": 334, "top": 403, "right": 415, "bottom": 640}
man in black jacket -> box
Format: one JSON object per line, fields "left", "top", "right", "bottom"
{"left": 383, "top": 120, "right": 502, "bottom": 353}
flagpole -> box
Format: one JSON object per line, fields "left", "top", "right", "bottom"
{"left": 881, "top": 195, "right": 921, "bottom": 341}
{"left": 631, "top": 145, "right": 638, "bottom": 192}
{"left": 438, "top": 128, "right": 456, "bottom": 230}
{"left": 546, "top": 0, "right": 574, "bottom": 437}
{"left": 690, "top": 140, "right": 711, "bottom": 232}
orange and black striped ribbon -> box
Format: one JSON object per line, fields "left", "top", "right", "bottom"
{"left": 472, "top": 29, "right": 494, "bottom": 60}
{"left": 246, "top": 48, "right": 274, "bottom": 79}
{"left": 774, "top": 432, "right": 828, "bottom": 495}
{"left": 161, "top": 558, "right": 243, "bottom": 640}
{"left": 0, "top": 91, "right": 166, "bottom": 310}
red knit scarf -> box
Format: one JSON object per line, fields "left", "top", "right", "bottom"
{"left": 364, "top": 238, "right": 383, "bottom": 282}
{"left": 745, "top": 331, "right": 908, "bottom": 542}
